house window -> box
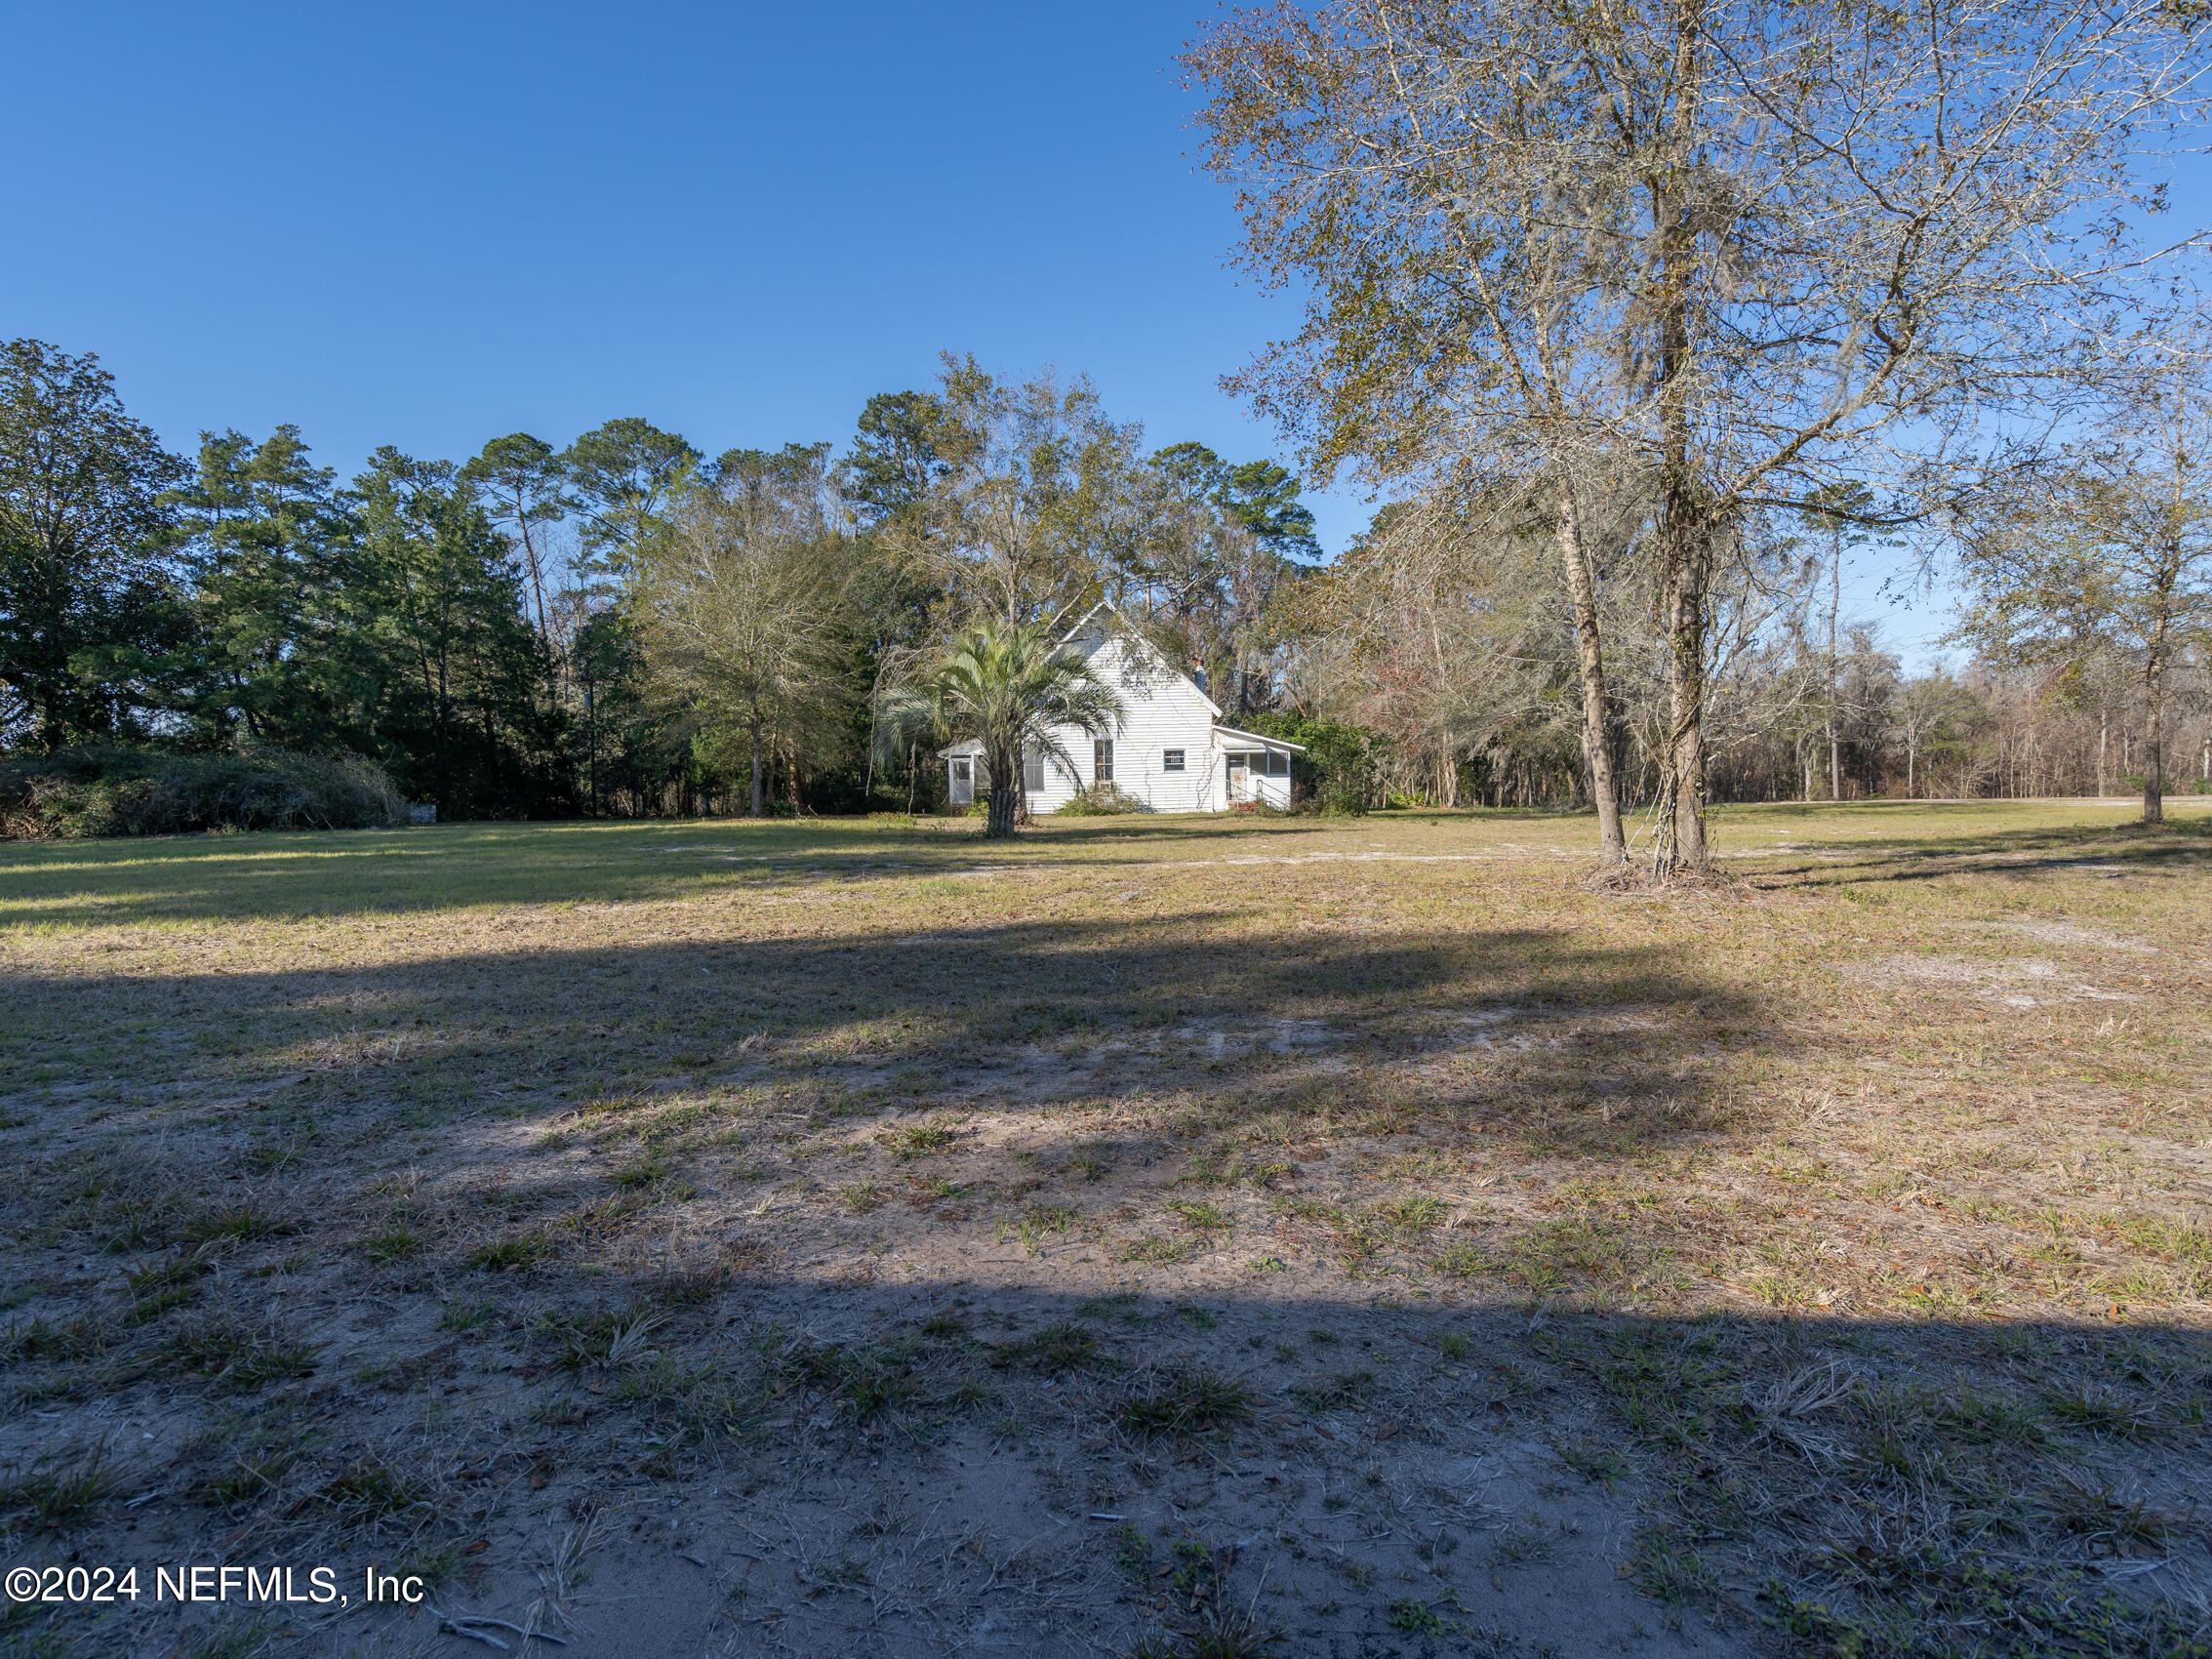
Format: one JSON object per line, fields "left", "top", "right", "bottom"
{"left": 1265, "top": 749, "right": 1290, "bottom": 776}
{"left": 1227, "top": 751, "right": 1254, "bottom": 771}
{"left": 1161, "top": 749, "right": 1185, "bottom": 773}
{"left": 1022, "top": 748, "right": 1044, "bottom": 793}
{"left": 951, "top": 759, "right": 970, "bottom": 782}
{"left": 1094, "top": 739, "right": 1113, "bottom": 783}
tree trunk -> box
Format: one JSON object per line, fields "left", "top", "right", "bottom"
{"left": 2143, "top": 620, "right": 2167, "bottom": 826}
{"left": 1555, "top": 483, "right": 1627, "bottom": 864}
{"left": 2098, "top": 707, "right": 2109, "bottom": 798}
{"left": 1647, "top": 104, "right": 1709, "bottom": 876}
{"left": 518, "top": 512, "right": 550, "bottom": 644}
{"left": 985, "top": 742, "right": 1018, "bottom": 838}
{"left": 1827, "top": 530, "right": 1842, "bottom": 801}
{"left": 1657, "top": 511, "right": 1711, "bottom": 872}
{"left": 748, "top": 716, "right": 763, "bottom": 817}
{"left": 585, "top": 679, "right": 598, "bottom": 817}
{"left": 434, "top": 649, "right": 453, "bottom": 816}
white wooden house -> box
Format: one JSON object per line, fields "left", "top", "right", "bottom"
{"left": 940, "top": 606, "right": 1303, "bottom": 814}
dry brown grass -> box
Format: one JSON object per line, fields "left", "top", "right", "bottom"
{"left": 1, "top": 798, "right": 2207, "bottom": 1656}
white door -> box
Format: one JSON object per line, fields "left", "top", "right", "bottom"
{"left": 948, "top": 757, "right": 974, "bottom": 805}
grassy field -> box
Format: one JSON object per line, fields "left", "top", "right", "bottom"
{"left": 2, "top": 799, "right": 2208, "bottom": 1658}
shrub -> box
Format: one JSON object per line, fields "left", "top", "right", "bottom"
{"left": 0, "top": 745, "right": 406, "bottom": 839}
{"left": 1236, "top": 713, "right": 1382, "bottom": 813}
{"left": 1055, "top": 783, "right": 1146, "bottom": 816}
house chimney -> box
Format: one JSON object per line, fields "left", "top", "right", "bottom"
{"left": 1191, "top": 661, "right": 1207, "bottom": 693}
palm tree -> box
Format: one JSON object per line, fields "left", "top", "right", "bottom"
{"left": 893, "top": 621, "right": 1123, "bottom": 837}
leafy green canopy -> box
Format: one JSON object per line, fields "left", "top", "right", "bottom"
{"left": 0, "top": 341, "right": 186, "bottom": 748}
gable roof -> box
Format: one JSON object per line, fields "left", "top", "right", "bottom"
{"left": 1058, "top": 601, "right": 1223, "bottom": 718}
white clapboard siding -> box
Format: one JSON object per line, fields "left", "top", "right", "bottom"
{"left": 1029, "top": 630, "right": 1227, "bottom": 814}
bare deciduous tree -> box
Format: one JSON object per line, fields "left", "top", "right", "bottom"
{"left": 1187, "top": 0, "right": 2208, "bottom": 871}
{"left": 1955, "top": 345, "right": 2212, "bottom": 823}
{"left": 632, "top": 451, "right": 858, "bottom": 815}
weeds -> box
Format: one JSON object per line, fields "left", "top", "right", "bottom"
{"left": 1166, "top": 1201, "right": 1230, "bottom": 1235}
{"left": 1630, "top": 1530, "right": 1718, "bottom": 1606}
{"left": 0, "top": 1314, "right": 110, "bottom": 1363}
{"left": 1004, "top": 1201, "right": 1076, "bottom": 1255}
{"left": 314, "top": 1455, "right": 434, "bottom": 1535}
{"left": 1117, "top": 1366, "right": 1254, "bottom": 1438}
{"left": 436, "top": 1299, "right": 497, "bottom": 1333}
{"left": 359, "top": 1223, "right": 422, "bottom": 1264}
{"left": 1488, "top": 1518, "right": 1552, "bottom": 1565}
{"left": 1385, "top": 1598, "right": 1450, "bottom": 1636}
{"left": 2038, "top": 1475, "right": 2179, "bottom": 1557}
{"left": 180, "top": 1202, "right": 295, "bottom": 1246}
{"left": 1118, "top": 1235, "right": 1196, "bottom": 1265}
{"left": 1290, "top": 1370, "right": 1375, "bottom": 1413}
{"left": 993, "top": 1322, "right": 1110, "bottom": 1376}
{"left": 176, "top": 1617, "right": 277, "bottom": 1659}
{"left": 876, "top": 1124, "right": 956, "bottom": 1160}
{"left": 1939, "top": 1387, "right": 2046, "bottom": 1446}
{"left": 1376, "top": 1195, "right": 1446, "bottom": 1233}
{"left": 199, "top": 1450, "right": 304, "bottom": 1509}
{"left": 2042, "top": 1379, "right": 2160, "bottom": 1440}
{"left": 538, "top": 1305, "right": 663, "bottom": 1372}
{"left": 1554, "top": 1436, "right": 1630, "bottom": 1486}
{"left": 468, "top": 1233, "right": 549, "bottom": 1273}
{"left": 0, "top": 1442, "right": 120, "bottom": 1530}
{"left": 754, "top": 1329, "right": 975, "bottom": 1430}
{"left": 164, "top": 1317, "right": 321, "bottom": 1390}
{"left": 1430, "top": 1240, "right": 1492, "bottom": 1277}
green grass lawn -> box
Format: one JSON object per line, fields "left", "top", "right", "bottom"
{"left": 2, "top": 799, "right": 2207, "bottom": 1658}
{"left": 1, "top": 794, "right": 2198, "bottom": 928}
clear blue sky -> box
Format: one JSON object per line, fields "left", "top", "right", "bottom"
{"left": 5, "top": 3, "right": 1351, "bottom": 530}
{"left": 6, "top": 3, "right": 2202, "bottom": 669}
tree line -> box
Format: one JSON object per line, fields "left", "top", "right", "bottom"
{"left": 3, "top": 322, "right": 2206, "bottom": 837}
{"left": 0, "top": 342, "right": 1326, "bottom": 822}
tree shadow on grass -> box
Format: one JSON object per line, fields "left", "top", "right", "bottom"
{"left": 1747, "top": 815, "right": 2212, "bottom": 889}
{"left": 8, "top": 912, "right": 1772, "bottom": 1159}
{"left": 12, "top": 1265, "right": 2202, "bottom": 1659}
{"left": 0, "top": 814, "right": 1408, "bottom": 929}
